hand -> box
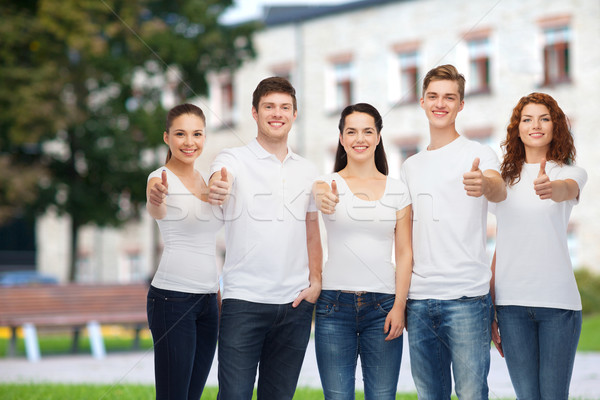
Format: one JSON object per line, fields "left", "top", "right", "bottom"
{"left": 491, "top": 319, "right": 504, "bottom": 357}
{"left": 318, "top": 180, "right": 339, "bottom": 214}
{"left": 463, "top": 158, "right": 485, "bottom": 197}
{"left": 149, "top": 170, "right": 168, "bottom": 207}
{"left": 292, "top": 281, "right": 321, "bottom": 307}
{"left": 534, "top": 158, "right": 552, "bottom": 200}
{"left": 209, "top": 167, "right": 232, "bottom": 205}
{"left": 384, "top": 304, "right": 405, "bottom": 341}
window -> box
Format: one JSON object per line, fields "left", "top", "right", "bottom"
{"left": 334, "top": 62, "right": 353, "bottom": 110}
{"left": 271, "top": 62, "right": 294, "bottom": 83}
{"left": 467, "top": 38, "right": 491, "bottom": 94}
{"left": 219, "top": 79, "right": 235, "bottom": 126}
{"left": 208, "top": 72, "right": 236, "bottom": 130}
{"left": 398, "top": 51, "right": 420, "bottom": 102}
{"left": 543, "top": 26, "right": 570, "bottom": 85}
{"left": 397, "top": 137, "right": 420, "bottom": 162}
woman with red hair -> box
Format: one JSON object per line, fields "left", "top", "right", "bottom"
{"left": 491, "top": 92, "right": 587, "bottom": 399}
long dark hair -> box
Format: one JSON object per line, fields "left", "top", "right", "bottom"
{"left": 333, "top": 103, "right": 388, "bottom": 175}
{"left": 501, "top": 92, "right": 575, "bottom": 186}
{"left": 164, "top": 103, "right": 206, "bottom": 163}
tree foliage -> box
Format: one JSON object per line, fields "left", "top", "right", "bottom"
{"left": 0, "top": 0, "right": 257, "bottom": 280}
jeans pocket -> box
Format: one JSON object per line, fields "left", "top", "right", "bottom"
{"left": 315, "top": 297, "right": 335, "bottom": 318}
{"left": 376, "top": 294, "right": 396, "bottom": 315}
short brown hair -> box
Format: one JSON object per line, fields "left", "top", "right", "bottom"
{"left": 252, "top": 77, "right": 297, "bottom": 112}
{"left": 422, "top": 64, "right": 466, "bottom": 101}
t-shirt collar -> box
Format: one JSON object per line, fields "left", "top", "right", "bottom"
{"left": 249, "top": 138, "right": 299, "bottom": 161}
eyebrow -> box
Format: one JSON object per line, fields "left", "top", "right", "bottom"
{"left": 426, "top": 91, "right": 458, "bottom": 97}
{"left": 261, "top": 102, "right": 292, "bottom": 107}
{"left": 522, "top": 114, "right": 550, "bottom": 117}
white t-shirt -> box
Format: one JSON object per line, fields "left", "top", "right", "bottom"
{"left": 400, "top": 135, "right": 500, "bottom": 300}
{"left": 210, "top": 139, "right": 318, "bottom": 304}
{"left": 318, "top": 173, "right": 411, "bottom": 294}
{"left": 491, "top": 161, "right": 587, "bottom": 310}
{"left": 148, "top": 167, "right": 223, "bottom": 293}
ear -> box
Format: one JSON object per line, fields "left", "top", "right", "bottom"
{"left": 252, "top": 107, "right": 258, "bottom": 122}
{"left": 163, "top": 131, "right": 169, "bottom": 146}
{"left": 292, "top": 109, "right": 297, "bottom": 122}
{"left": 420, "top": 97, "right": 425, "bottom": 110}
{"left": 458, "top": 100, "right": 465, "bottom": 112}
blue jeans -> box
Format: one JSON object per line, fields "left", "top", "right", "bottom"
{"left": 217, "top": 298, "right": 315, "bottom": 400}
{"left": 315, "top": 290, "right": 403, "bottom": 400}
{"left": 406, "top": 293, "right": 493, "bottom": 400}
{"left": 496, "top": 306, "right": 581, "bottom": 400}
{"left": 146, "top": 285, "right": 218, "bottom": 400}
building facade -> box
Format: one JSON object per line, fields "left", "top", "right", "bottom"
{"left": 37, "top": 0, "right": 600, "bottom": 282}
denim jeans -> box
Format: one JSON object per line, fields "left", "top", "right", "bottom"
{"left": 406, "top": 293, "right": 493, "bottom": 400}
{"left": 146, "top": 285, "right": 218, "bottom": 400}
{"left": 496, "top": 306, "right": 581, "bottom": 400}
{"left": 217, "top": 298, "right": 315, "bottom": 400}
{"left": 315, "top": 290, "right": 403, "bottom": 400}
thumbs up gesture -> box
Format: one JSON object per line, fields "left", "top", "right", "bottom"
{"left": 317, "top": 180, "right": 340, "bottom": 215}
{"left": 463, "top": 158, "right": 485, "bottom": 197}
{"left": 534, "top": 158, "right": 552, "bottom": 199}
{"left": 149, "top": 170, "right": 169, "bottom": 206}
{"left": 209, "top": 167, "right": 232, "bottom": 205}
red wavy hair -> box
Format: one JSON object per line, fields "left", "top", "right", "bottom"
{"left": 500, "top": 92, "right": 575, "bottom": 186}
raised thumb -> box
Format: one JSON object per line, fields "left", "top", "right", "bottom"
{"left": 471, "top": 157, "right": 480, "bottom": 172}
{"left": 538, "top": 158, "right": 547, "bottom": 178}
{"left": 221, "top": 167, "right": 228, "bottom": 183}
{"left": 331, "top": 180, "right": 338, "bottom": 195}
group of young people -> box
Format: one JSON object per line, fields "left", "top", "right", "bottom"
{"left": 145, "top": 64, "right": 586, "bottom": 400}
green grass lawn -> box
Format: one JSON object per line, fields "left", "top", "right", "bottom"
{"left": 578, "top": 313, "right": 600, "bottom": 352}
{"left": 0, "top": 384, "right": 422, "bottom": 399}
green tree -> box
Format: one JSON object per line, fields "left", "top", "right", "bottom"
{"left": 0, "top": 0, "right": 256, "bottom": 281}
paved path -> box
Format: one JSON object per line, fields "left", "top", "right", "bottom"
{"left": 1, "top": 336, "right": 599, "bottom": 398}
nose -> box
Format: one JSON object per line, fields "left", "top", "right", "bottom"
{"left": 435, "top": 97, "right": 444, "bottom": 108}
{"left": 184, "top": 134, "right": 192, "bottom": 145}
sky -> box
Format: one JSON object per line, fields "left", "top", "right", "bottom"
{"left": 221, "top": 0, "right": 352, "bottom": 24}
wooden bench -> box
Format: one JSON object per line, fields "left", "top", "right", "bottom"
{"left": 0, "top": 283, "right": 149, "bottom": 361}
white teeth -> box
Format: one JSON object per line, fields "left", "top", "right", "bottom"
{"left": 354, "top": 146, "right": 367, "bottom": 150}
{"left": 270, "top": 122, "right": 283, "bottom": 127}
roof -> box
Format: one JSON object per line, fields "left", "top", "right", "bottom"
{"left": 263, "top": 0, "right": 407, "bottom": 26}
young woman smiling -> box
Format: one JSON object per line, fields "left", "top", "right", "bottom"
{"left": 313, "top": 103, "right": 412, "bottom": 399}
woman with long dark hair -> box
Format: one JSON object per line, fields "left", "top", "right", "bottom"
{"left": 313, "top": 103, "right": 412, "bottom": 398}
{"left": 491, "top": 93, "right": 587, "bottom": 399}
{"left": 146, "top": 103, "right": 222, "bottom": 399}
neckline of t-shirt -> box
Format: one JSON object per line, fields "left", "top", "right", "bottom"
{"left": 333, "top": 172, "right": 389, "bottom": 203}
{"left": 425, "top": 135, "right": 464, "bottom": 153}
{"left": 163, "top": 167, "right": 210, "bottom": 203}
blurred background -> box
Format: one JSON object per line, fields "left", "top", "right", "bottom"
{"left": 1, "top": 0, "right": 598, "bottom": 287}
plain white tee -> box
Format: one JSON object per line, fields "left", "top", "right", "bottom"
{"left": 492, "top": 161, "right": 587, "bottom": 310}
{"left": 210, "top": 139, "right": 318, "bottom": 304}
{"left": 318, "top": 173, "right": 411, "bottom": 294}
{"left": 148, "top": 167, "right": 223, "bottom": 293}
{"left": 401, "top": 135, "right": 500, "bottom": 300}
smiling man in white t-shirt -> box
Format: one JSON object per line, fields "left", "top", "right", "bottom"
{"left": 208, "top": 77, "right": 322, "bottom": 400}
{"left": 400, "top": 64, "right": 506, "bottom": 399}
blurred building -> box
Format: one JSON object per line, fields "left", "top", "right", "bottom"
{"left": 35, "top": 0, "right": 600, "bottom": 282}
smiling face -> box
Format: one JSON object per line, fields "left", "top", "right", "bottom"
{"left": 339, "top": 111, "right": 380, "bottom": 164}
{"left": 518, "top": 103, "right": 553, "bottom": 155}
{"left": 163, "top": 113, "right": 205, "bottom": 165}
{"left": 420, "top": 79, "right": 464, "bottom": 130}
{"left": 252, "top": 91, "right": 297, "bottom": 144}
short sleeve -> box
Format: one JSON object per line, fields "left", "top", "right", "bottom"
{"left": 210, "top": 148, "right": 239, "bottom": 178}
{"left": 147, "top": 167, "right": 163, "bottom": 182}
{"left": 478, "top": 144, "right": 500, "bottom": 173}
{"left": 556, "top": 164, "right": 587, "bottom": 205}
{"left": 388, "top": 178, "right": 412, "bottom": 211}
